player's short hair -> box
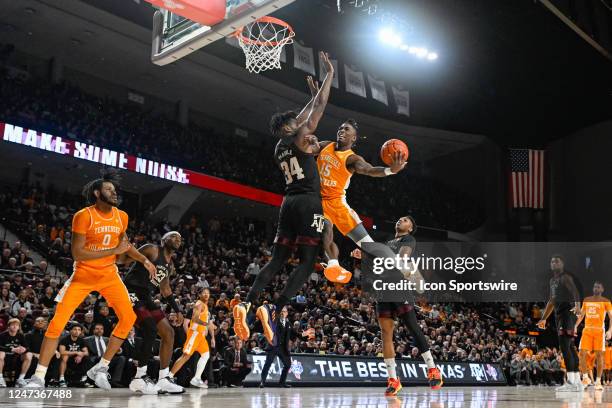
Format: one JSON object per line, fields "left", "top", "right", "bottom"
{"left": 403, "top": 215, "right": 417, "bottom": 234}
{"left": 270, "top": 110, "right": 298, "bottom": 137}
{"left": 594, "top": 281, "right": 604, "bottom": 287}
{"left": 344, "top": 118, "right": 359, "bottom": 135}
{"left": 82, "top": 170, "right": 121, "bottom": 205}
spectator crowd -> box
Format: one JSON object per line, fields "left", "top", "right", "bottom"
{"left": 0, "top": 182, "right": 571, "bottom": 388}
{"left": 0, "top": 67, "right": 484, "bottom": 232}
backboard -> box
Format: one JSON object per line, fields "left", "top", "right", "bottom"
{"left": 149, "top": 0, "right": 296, "bottom": 66}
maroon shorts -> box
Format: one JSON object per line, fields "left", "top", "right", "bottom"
{"left": 376, "top": 301, "right": 414, "bottom": 319}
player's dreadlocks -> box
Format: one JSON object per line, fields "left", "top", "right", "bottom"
{"left": 82, "top": 169, "right": 121, "bottom": 205}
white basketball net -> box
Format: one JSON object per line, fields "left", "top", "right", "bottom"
{"left": 237, "top": 18, "right": 295, "bottom": 74}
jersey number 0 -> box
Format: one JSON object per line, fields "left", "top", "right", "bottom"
{"left": 280, "top": 157, "right": 304, "bottom": 184}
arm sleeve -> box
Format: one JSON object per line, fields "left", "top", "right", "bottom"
{"left": 72, "top": 210, "right": 91, "bottom": 235}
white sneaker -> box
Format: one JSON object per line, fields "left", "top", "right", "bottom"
{"left": 556, "top": 383, "right": 576, "bottom": 392}
{"left": 87, "top": 364, "right": 111, "bottom": 390}
{"left": 129, "top": 376, "right": 160, "bottom": 394}
{"left": 15, "top": 378, "right": 28, "bottom": 388}
{"left": 24, "top": 376, "right": 44, "bottom": 388}
{"left": 157, "top": 376, "right": 184, "bottom": 394}
{"left": 190, "top": 377, "right": 208, "bottom": 388}
{"left": 595, "top": 382, "right": 604, "bottom": 391}
{"left": 0, "top": 377, "right": 6, "bottom": 388}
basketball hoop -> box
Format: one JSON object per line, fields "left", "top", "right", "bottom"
{"left": 235, "top": 16, "right": 295, "bottom": 74}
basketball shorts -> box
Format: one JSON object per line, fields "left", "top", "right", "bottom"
{"left": 127, "top": 287, "right": 166, "bottom": 324}
{"left": 555, "top": 308, "right": 577, "bottom": 337}
{"left": 376, "top": 301, "right": 415, "bottom": 319}
{"left": 50, "top": 266, "right": 135, "bottom": 339}
{"left": 275, "top": 193, "right": 323, "bottom": 246}
{"left": 183, "top": 329, "right": 209, "bottom": 356}
{"left": 322, "top": 196, "right": 362, "bottom": 236}
{"left": 580, "top": 328, "right": 606, "bottom": 352}
{"left": 605, "top": 350, "right": 612, "bottom": 369}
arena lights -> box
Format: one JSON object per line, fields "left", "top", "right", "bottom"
{"left": 378, "top": 28, "right": 438, "bottom": 61}
{"left": 378, "top": 28, "right": 402, "bottom": 47}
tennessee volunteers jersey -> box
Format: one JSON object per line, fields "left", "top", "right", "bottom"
{"left": 71, "top": 206, "right": 128, "bottom": 272}
{"left": 317, "top": 143, "right": 355, "bottom": 199}
{"left": 189, "top": 301, "right": 209, "bottom": 334}
{"left": 582, "top": 297, "right": 612, "bottom": 330}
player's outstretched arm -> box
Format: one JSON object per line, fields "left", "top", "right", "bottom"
{"left": 298, "top": 52, "right": 334, "bottom": 137}
{"left": 296, "top": 76, "right": 319, "bottom": 123}
{"left": 347, "top": 151, "right": 406, "bottom": 177}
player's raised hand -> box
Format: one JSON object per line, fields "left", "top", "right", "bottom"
{"left": 390, "top": 151, "right": 407, "bottom": 174}
{"left": 114, "top": 237, "right": 131, "bottom": 255}
{"left": 306, "top": 76, "right": 320, "bottom": 96}
{"left": 320, "top": 51, "right": 334, "bottom": 74}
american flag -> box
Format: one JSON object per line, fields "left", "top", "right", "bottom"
{"left": 509, "top": 149, "right": 545, "bottom": 209}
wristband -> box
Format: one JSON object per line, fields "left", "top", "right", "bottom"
{"left": 384, "top": 167, "right": 394, "bottom": 176}
{"left": 163, "top": 294, "right": 181, "bottom": 313}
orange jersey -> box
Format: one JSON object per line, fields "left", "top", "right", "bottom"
{"left": 189, "top": 301, "right": 209, "bottom": 334}
{"left": 317, "top": 143, "right": 355, "bottom": 199}
{"left": 71, "top": 206, "right": 128, "bottom": 272}
{"left": 581, "top": 297, "right": 612, "bottom": 331}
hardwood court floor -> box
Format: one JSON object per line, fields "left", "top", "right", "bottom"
{"left": 1, "top": 385, "right": 611, "bottom": 407}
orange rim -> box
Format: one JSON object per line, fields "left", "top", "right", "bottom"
{"left": 234, "top": 16, "right": 295, "bottom": 47}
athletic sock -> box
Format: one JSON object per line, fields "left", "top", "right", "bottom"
{"left": 384, "top": 358, "right": 397, "bottom": 379}
{"left": 99, "top": 358, "right": 110, "bottom": 368}
{"left": 135, "top": 365, "right": 148, "bottom": 379}
{"left": 327, "top": 259, "right": 339, "bottom": 267}
{"left": 59, "top": 376, "right": 65, "bottom": 381}
{"left": 194, "top": 352, "right": 210, "bottom": 379}
{"left": 34, "top": 365, "right": 48, "bottom": 379}
{"left": 18, "top": 373, "right": 25, "bottom": 380}
{"left": 159, "top": 367, "right": 169, "bottom": 380}
{"left": 421, "top": 350, "right": 436, "bottom": 369}
{"left": 168, "top": 372, "right": 174, "bottom": 379}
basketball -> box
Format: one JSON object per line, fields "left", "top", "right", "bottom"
{"left": 380, "top": 139, "right": 409, "bottom": 166}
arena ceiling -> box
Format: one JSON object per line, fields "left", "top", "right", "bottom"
{"left": 1, "top": 0, "right": 611, "bottom": 155}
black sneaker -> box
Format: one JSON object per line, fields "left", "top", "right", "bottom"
{"left": 59, "top": 379, "right": 68, "bottom": 388}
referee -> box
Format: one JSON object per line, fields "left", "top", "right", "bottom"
{"left": 259, "top": 306, "right": 292, "bottom": 388}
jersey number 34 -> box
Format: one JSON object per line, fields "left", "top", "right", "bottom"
{"left": 280, "top": 157, "right": 304, "bottom": 184}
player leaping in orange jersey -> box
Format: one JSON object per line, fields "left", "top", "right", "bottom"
{"left": 314, "top": 116, "right": 406, "bottom": 283}
{"left": 574, "top": 281, "right": 612, "bottom": 390}
{"left": 26, "top": 172, "right": 156, "bottom": 389}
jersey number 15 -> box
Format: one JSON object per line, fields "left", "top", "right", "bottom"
{"left": 280, "top": 157, "right": 304, "bottom": 184}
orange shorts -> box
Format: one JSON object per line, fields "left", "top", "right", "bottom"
{"left": 322, "top": 197, "right": 362, "bottom": 236}
{"left": 605, "top": 350, "right": 612, "bottom": 369}
{"left": 48, "top": 265, "right": 135, "bottom": 339}
{"left": 580, "top": 328, "right": 606, "bottom": 352}
{"left": 183, "top": 328, "right": 209, "bottom": 356}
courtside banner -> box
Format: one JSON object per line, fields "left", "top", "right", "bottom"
{"left": 244, "top": 353, "right": 507, "bottom": 386}
{"left": 0, "top": 120, "right": 375, "bottom": 227}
